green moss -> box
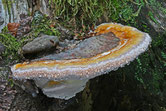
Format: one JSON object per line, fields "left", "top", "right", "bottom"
{"left": 130, "top": 0, "right": 166, "bottom": 95}
{"left": 134, "top": 31, "right": 166, "bottom": 94}
{"left": 31, "top": 13, "right": 60, "bottom": 37}
{"left": 152, "top": 35, "right": 163, "bottom": 47}
{"left": 149, "top": 0, "right": 166, "bottom": 14}
{"left": 48, "top": 0, "right": 143, "bottom": 28}
{"left": 161, "top": 52, "right": 166, "bottom": 66}
{"left": 131, "top": 19, "right": 166, "bottom": 93}
{"left": 161, "top": 52, "right": 166, "bottom": 59}
{"left": 0, "top": 33, "right": 21, "bottom": 61}
{"left": 148, "top": 11, "right": 159, "bottom": 24}
{"left": 146, "top": 0, "right": 166, "bottom": 27}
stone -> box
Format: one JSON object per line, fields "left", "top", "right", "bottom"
{"left": 22, "top": 35, "right": 59, "bottom": 54}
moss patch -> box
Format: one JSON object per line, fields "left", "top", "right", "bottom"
{"left": 49, "top": 0, "right": 142, "bottom": 29}
{"left": 0, "top": 32, "right": 21, "bottom": 61}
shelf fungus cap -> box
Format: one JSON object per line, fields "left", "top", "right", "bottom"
{"left": 11, "top": 23, "right": 152, "bottom": 99}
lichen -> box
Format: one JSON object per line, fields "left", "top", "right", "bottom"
{"left": 30, "top": 12, "right": 60, "bottom": 37}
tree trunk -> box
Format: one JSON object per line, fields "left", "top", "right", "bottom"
{"left": 8, "top": 0, "right": 166, "bottom": 111}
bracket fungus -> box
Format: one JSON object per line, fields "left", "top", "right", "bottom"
{"left": 11, "top": 23, "right": 151, "bottom": 100}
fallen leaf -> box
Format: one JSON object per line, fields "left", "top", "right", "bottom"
{"left": 7, "top": 23, "right": 20, "bottom": 37}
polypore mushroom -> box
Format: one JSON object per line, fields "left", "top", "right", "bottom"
{"left": 11, "top": 23, "right": 151, "bottom": 100}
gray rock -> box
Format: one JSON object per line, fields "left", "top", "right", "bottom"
{"left": 0, "top": 42, "right": 5, "bottom": 55}
{"left": 22, "top": 35, "right": 59, "bottom": 54}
